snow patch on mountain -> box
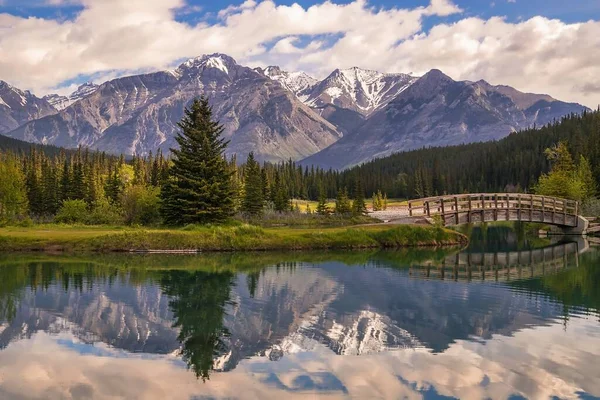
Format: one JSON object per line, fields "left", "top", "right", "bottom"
{"left": 44, "top": 82, "right": 99, "bottom": 111}
{"left": 266, "top": 309, "right": 424, "bottom": 359}
{"left": 256, "top": 66, "right": 318, "bottom": 101}
{"left": 206, "top": 56, "right": 229, "bottom": 74}
{"left": 305, "top": 67, "right": 417, "bottom": 115}
{"left": 178, "top": 53, "right": 235, "bottom": 75}
{"left": 258, "top": 65, "right": 417, "bottom": 116}
{"left": 0, "top": 96, "right": 9, "bottom": 109}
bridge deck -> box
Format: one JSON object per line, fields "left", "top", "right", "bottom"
{"left": 408, "top": 193, "right": 579, "bottom": 227}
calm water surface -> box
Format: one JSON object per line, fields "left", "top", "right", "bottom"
{"left": 0, "top": 225, "right": 599, "bottom": 399}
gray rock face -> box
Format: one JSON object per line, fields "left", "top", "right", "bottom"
{"left": 259, "top": 66, "right": 415, "bottom": 135}
{"left": 43, "top": 82, "right": 99, "bottom": 111}
{"left": 302, "top": 69, "right": 589, "bottom": 169}
{"left": 5, "top": 54, "right": 341, "bottom": 162}
{"left": 255, "top": 66, "right": 317, "bottom": 101}
{"left": 1, "top": 58, "right": 588, "bottom": 166}
{"left": 303, "top": 67, "right": 417, "bottom": 117}
{"left": 0, "top": 81, "right": 57, "bottom": 134}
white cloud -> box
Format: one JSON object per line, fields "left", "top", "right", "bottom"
{"left": 1, "top": 317, "right": 599, "bottom": 399}
{"left": 0, "top": 0, "right": 598, "bottom": 107}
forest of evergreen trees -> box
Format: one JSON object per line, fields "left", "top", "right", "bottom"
{"left": 0, "top": 106, "right": 598, "bottom": 225}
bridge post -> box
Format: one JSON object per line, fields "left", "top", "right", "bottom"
{"left": 480, "top": 194, "right": 485, "bottom": 223}
{"left": 454, "top": 197, "right": 459, "bottom": 225}
{"left": 408, "top": 201, "right": 412, "bottom": 217}
{"left": 530, "top": 195, "right": 534, "bottom": 221}
{"left": 494, "top": 194, "right": 498, "bottom": 221}
{"left": 542, "top": 197, "right": 545, "bottom": 223}
{"left": 425, "top": 201, "right": 430, "bottom": 217}
{"left": 467, "top": 196, "right": 472, "bottom": 223}
{"left": 506, "top": 194, "right": 510, "bottom": 221}
{"left": 440, "top": 198, "right": 445, "bottom": 219}
{"left": 518, "top": 196, "right": 522, "bottom": 221}
{"left": 552, "top": 198, "right": 556, "bottom": 224}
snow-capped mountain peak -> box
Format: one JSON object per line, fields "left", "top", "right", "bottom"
{"left": 43, "top": 82, "right": 99, "bottom": 111}
{"left": 177, "top": 53, "right": 237, "bottom": 75}
{"left": 255, "top": 66, "right": 318, "bottom": 101}
{"left": 0, "top": 80, "right": 32, "bottom": 109}
{"left": 0, "top": 80, "right": 58, "bottom": 133}
{"left": 304, "top": 67, "right": 417, "bottom": 115}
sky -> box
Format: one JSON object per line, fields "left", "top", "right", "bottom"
{"left": 0, "top": 0, "right": 599, "bottom": 106}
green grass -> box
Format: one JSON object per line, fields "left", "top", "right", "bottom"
{"left": 237, "top": 211, "right": 378, "bottom": 228}
{"left": 0, "top": 223, "right": 467, "bottom": 253}
{"left": 292, "top": 198, "right": 408, "bottom": 212}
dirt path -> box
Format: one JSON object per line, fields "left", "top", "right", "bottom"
{"left": 369, "top": 206, "right": 432, "bottom": 225}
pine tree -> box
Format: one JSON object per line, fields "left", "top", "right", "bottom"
{"left": 335, "top": 187, "right": 351, "bottom": 215}
{"left": 71, "top": 161, "right": 87, "bottom": 201}
{"left": 272, "top": 172, "right": 290, "bottom": 212}
{"left": 316, "top": 185, "right": 329, "bottom": 215}
{"left": 59, "top": 159, "right": 72, "bottom": 203}
{"left": 241, "top": 152, "right": 264, "bottom": 215}
{"left": 577, "top": 155, "right": 597, "bottom": 199}
{"left": 352, "top": 178, "right": 367, "bottom": 216}
{"left": 160, "top": 97, "right": 234, "bottom": 225}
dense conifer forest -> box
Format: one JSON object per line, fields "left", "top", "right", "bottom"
{"left": 0, "top": 108, "right": 598, "bottom": 225}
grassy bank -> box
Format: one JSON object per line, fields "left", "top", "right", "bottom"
{"left": 0, "top": 224, "right": 467, "bottom": 253}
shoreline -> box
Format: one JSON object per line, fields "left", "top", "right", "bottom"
{"left": 0, "top": 224, "right": 468, "bottom": 253}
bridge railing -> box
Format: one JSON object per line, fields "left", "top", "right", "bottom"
{"left": 407, "top": 193, "right": 578, "bottom": 226}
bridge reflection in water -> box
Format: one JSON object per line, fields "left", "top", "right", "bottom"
{"left": 409, "top": 237, "right": 589, "bottom": 282}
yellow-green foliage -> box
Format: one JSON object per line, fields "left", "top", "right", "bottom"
{"left": 534, "top": 142, "right": 597, "bottom": 201}
{"left": 0, "top": 153, "right": 28, "bottom": 223}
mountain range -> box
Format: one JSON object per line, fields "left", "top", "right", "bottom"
{"left": 0, "top": 53, "right": 589, "bottom": 168}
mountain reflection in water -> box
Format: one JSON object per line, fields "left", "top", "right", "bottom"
{"left": 0, "top": 228, "right": 599, "bottom": 399}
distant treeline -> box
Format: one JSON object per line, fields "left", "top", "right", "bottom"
{"left": 1, "top": 109, "right": 599, "bottom": 207}
{"left": 337, "top": 109, "right": 600, "bottom": 199}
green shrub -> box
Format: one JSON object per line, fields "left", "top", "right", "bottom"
{"left": 54, "top": 200, "right": 89, "bottom": 224}
{"left": 88, "top": 199, "right": 123, "bottom": 225}
{"left": 121, "top": 185, "right": 161, "bottom": 226}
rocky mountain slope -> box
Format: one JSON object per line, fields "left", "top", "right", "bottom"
{"left": 0, "top": 56, "right": 588, "bottom": 166}
{"left": 4, "top": 54, "right": 341, "bottom": 162}
{"left": 304, "top": 67, "right": 416, "bottom": 117}
{"left": 303, "top": 69, "right": 589, "bottom": 169}
{"left": 43, "top": 82, "right": 99, "bottom": 111}
{"left": 255, "top": 66, "right": 317, "bottom": 102}
{"left": 257, "top": 66, "right": 416, "bottom": 135}
{"left": 0, "top": 81, "right": 57, "bottom": 134}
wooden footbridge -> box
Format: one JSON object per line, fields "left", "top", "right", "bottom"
{"left": 407, "top": 193, "right": 584, "bottom": 231}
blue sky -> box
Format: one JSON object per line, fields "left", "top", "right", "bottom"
{"left": 3, "top": 0, "right": 599, "bottom": 24}
{"left": 1, "top": 0, "right": 599, "bottom": 106}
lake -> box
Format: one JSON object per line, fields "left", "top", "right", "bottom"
{"left": 0, "top": 225, "right": 598, "bottom": 399}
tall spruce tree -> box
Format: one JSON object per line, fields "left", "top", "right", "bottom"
{"left": 161, "top": 97, "right": 234, "bottom": 225}
{"left": 352, "top": 178, "right": 367, "bottom": 216}
{"left": 241, "top": 152, "right": 264, "bottom": 215}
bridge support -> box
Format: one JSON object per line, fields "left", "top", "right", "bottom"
{"left": 558, "top": 216, "right": 589, "bottom": 235}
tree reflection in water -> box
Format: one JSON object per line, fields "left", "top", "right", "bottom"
{"left": 159, "top": 270, "right": 235, "bottom": 381}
